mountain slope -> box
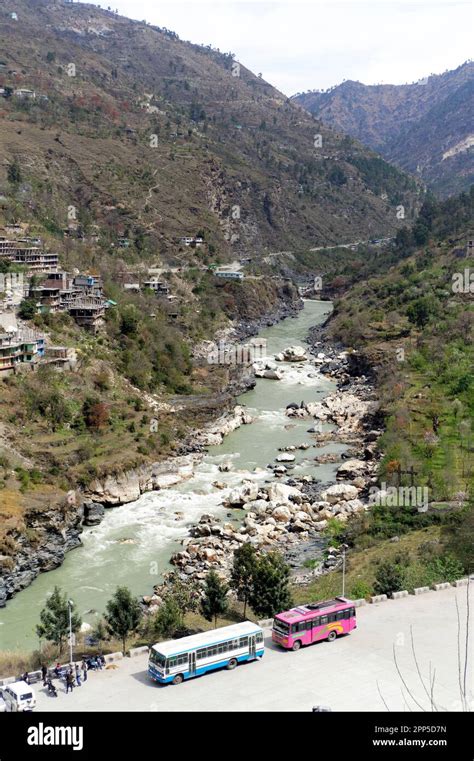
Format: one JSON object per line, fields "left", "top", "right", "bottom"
{"left": 329, "top": 188, "right": 474, "bottom": 500}
{"left": 0, "top": 0, "right": 420, "bottom": 258}
{"left": 293, "top": 63, "right": 474, "bottom": 198}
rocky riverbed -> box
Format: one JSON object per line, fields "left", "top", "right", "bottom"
{"left": 144, "top": 326, "right": 383, "bottom": 609}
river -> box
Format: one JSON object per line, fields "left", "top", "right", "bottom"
{"left": 0, "top": 300, "right": 346, "bottom": 651}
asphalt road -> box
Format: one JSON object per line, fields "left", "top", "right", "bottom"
{"left": 33, "top": 585, "right": 472, "bottom": 712}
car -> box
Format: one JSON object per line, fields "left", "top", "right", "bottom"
{"left": 0, "top": 693, "right": 7, "bottom": 712}
{"left": 2, "top": 681, "right": 36, "bottom": 712}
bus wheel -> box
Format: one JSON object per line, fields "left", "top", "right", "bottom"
{"left": 292, "top": 640, "right": 302, "bottom": 651}
{"left": 227, "top": 659, "right": 238, "bottom": 670}
{"left": 172, "top": 674, "right": 184, "bottom": 685}
{"left": 327, "top": 631, "right": 337, "bottom": 642}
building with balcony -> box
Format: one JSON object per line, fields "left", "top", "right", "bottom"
{"left": 0, "top": 328, "right": 45, "bottom": 374}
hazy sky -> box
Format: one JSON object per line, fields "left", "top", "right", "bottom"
{"left": 79, "top": 0, "right": 473, "bottom": 94}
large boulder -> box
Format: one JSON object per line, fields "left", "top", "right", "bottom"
{"left": 82, "top": 501, "right": 105, "bottom": 526}
{"left": 275, "top": 345, "right": 308, "bottom": 362}
{"left": 320, "top": 483, "right": 359, "bottom": 504}
{"left": 276, "top": 453, "right": 296, "bottom": 462}
{"left": 254, "top": 363, "right": 284, "bottom": 380}
{"left": 272, "top": 505, "right": 292, "bottom": 522}
{"left": 344, "top": 498, "right": 365, "bottom": 513}
{"left": 246, "top": 499, "right": 272, "bottom": 516}
{"left": 227, "top": 481, "right": 259, "bottom": 506}
{"left": 336, "top": 460, "right": 367, "bottom": 479}
{"left": 265, "top": 482, "right": 303, "bottom": 504}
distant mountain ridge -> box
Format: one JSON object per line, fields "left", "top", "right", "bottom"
{"left": 293, "top": 62, "right": 474, "bottom": 198}
{"left": 0, "top": 0, "right": 420, "bottom": 261}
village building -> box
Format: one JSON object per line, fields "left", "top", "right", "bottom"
{"left": 12, "top": 246, "right": 59, "bottom": 273}
{"left": 0, "top": 327, "right": 45, "bottom": 375}
{"left": 142, "top": 278, "right": 170, "bottom": 295}
{"left": 13, "top": 88, "right": 36, "bottom": 99}
{"left": 179, "top": 236, "right": 204, "bottom": 247}
{"left": 43, "top": 345, "right": 78, "bottom": 371}
{"left": 68, "top": 295, "right": 106, "bottom": 333}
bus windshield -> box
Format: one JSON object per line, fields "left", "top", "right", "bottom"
{"left": 273, "top": 618, "right": 290, "bottom": 634}
{"left": 150, "top": 650, "right": 166, "bottom": 668}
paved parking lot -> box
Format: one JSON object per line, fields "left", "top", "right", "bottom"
{"left": 33, "top": 585, "right": 472, "bottom": 712}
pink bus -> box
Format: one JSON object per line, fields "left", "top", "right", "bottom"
{"left": 272, "top": 596, "right": 357, "bottom": 651}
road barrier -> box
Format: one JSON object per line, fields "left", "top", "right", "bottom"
{"left": 453, "top": 578, "right": 469, "bottom": 587}
{"left": 413, "top": 586, "right": 430, "bottom": 595}
{"left": 433, "top": 582, "right": 451, "bottom": 591}
{"left": 391, "top": 590, "right": 408, "bottom": 599}
{"left": 128, "top": 646, "right": 149, "bottom": 658}
{"left": 0, "top": 676, "right": 19, "bottom": 688}
{"left": 104, "top": 652, "right": 123, "bottom": 663}
{"left": 370, "top": 594, "right": 388, "bottom": 604}
{"left": 258, "top": 618, "right": 274, "bottom": 627}
{"left": 353, "top": 599, "right": 367, "bottom": 607}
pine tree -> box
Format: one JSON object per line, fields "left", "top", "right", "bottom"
{"left": 230, "top": 543, "right": 257, "bottom": 617}
{"left": 249, "top": 551, "right": 292, "bottom": 618}
{"left": 200, "top": 570, "right": 229, "bottom": 628}
{"left": 150, "top": 597, "right": 182, "bottom": 640}
{"left": 7, "top": 158, "right": 22, "bottom": 185}
{"left": 104, "top": 586, "right": 142, "bottom": 653}
{"left": 36, "top": 587, "right": 82, "bottom": 654}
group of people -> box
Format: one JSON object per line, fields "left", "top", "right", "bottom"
{"left": 37, "top": 654, "right": 107, "bottom": 696}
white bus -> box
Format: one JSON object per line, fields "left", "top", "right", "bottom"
{"left": 148, "top": 621, "right": 265, "bottom": 685}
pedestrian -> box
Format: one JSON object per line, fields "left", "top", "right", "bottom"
{"left": 22, "top": 671, "right": 29, "bottom": 684}
{"left": 66, "top": 671, "right": 74, "bottom": 694}
{"left": 81, "top": 659, "right": 88, "bottom": 682}
{"left": 95, "top": 654, "right": 103, "bottom": 671}
{"left": 41, "top": 664, "right": 48, "bottom": 685}
{"left": 54, "top": 662, "right": 61, "bottom": 678}
{"left": 98, "top": 653, "right": 106, "bottom": 669}
{"left": 75, "top": 664, "right": 81, "bottom": 686}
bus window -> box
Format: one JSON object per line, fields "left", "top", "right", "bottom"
{"left": 336, "top": 610, "right": 345, "bottom": 620}
{"left": 320, "top": 615, "right": 328, "bottom": 625}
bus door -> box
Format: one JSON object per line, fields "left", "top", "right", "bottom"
{"left": 189, "top": 651, "right": 196, "bottom": 676}
{"left": 249, "top": 636, "right": 256, "bottom": 660}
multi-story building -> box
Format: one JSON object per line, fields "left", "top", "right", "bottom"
{"left": 0, "top": 237, "right": 16, "bottom": 260}
{"left": 0, "top": 328, "right": 45, "bottom": 374}
{"left": 14, "top": 247, "right": 58, "bottom": 273}
{"left": 68, "top": 295, "right": 106, "bottom": 333}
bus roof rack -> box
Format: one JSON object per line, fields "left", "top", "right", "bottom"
{"left": 306, "top": 597, "right": 348, "bottom": 610}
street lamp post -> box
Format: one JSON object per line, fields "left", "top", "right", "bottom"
{"left": 68, "top": 600, "right": 74, "bottom": 664}
{"left": 342, "top": 544, "right": 349, "bottom": 597}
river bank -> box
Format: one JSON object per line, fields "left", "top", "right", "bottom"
{"left": 0, "top": 300, "right": 381, "bottom": 650}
